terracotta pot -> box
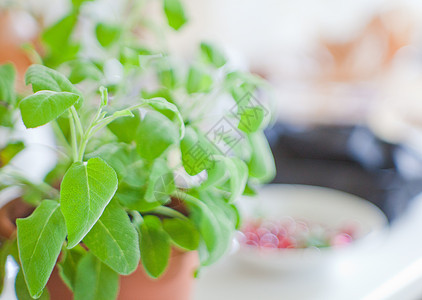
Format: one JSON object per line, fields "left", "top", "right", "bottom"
{"left": 0, "top": 10, "right": 40, "bottom": 91}
{"left": 0, "top": 198, "right": 34, "bottom": 239}
{"left": 0, "top": 199, "right": 199, "bottom": 300}
{"left": 47, "top": 249, "right": 198, "bottom": 300}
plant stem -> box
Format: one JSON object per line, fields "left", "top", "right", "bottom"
{"left": 146, "top": 206, "right": 189, "bottom": 221}
{"left": 77, "top": 102, "right": 105, "bottom": 161}
{"left": 129, "top": 210, "right": 144, "bottom": 227}
{"left": 70, "top": 106, "right": 84, "bottom": 139}
{"left": 68, "top": 111, "right": 79, "bottom": 162}
{"left": 171, "top": 191, "right": 206, "bottom": 210}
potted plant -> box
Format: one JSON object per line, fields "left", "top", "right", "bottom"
{"left": 0, "top": 52, "right": 275, "bottom": 300}
{"left": 0, "top": 1, "right": 276, "bottom": 300}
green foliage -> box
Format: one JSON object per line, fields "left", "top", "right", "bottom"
{"left": 15, "top": 269, "right": 50, "bottom": 300}
{"left": 181, "top": 127, "right": 216, "bottom": 175}
{"left": 74, "top": 253, "right": 119, "bottom": 300}
{"left": 0, "top": 141, "right": 24, "bottom": 167}
{"left": 20, "top": 91, "right": 80, "bottom": 128}
{"left": 58, "top": 245, "right": 85, "bottom": 291}
{"left": 185, "top": 192, "right": 236, "bottom": 266}
{"left": 247, "top": 131, "right": 276, "bottom": 183}
{"left": 200, "top": 42, "right": 227, "bottom": 68}
{"left": 142, "top": 98, "right": 185, "bottom": 138}
{"left": 95, "top": 23, "right": 122, "bottom": 48}
{"left": 25, "top": 65, "right": 80, "bottom": 94}
{"left": 83, "top": 201, "right": 140, "bottom": 275}
{"left": 221, "top": 157, "right": 248, "bottom": 202}
{"left": 60, "top": 158, "right": 118, "bottom": 248}
{"left": 68, "top": 60, "right": 103, "bottom": 84}
{"left": 0, "top": 240, "right": 13, "bottom": 295}
{"left": 163, "top": 0, "right": 188, "bottom": 30}
{"left": 138, "top": 215, "right": 171, "bottom": 278}
{"left": 17, "top": 200, "right": 66, "bottom": 298}
{"left": 72, "top": 0, "right": 94, "bottom": 10}
{"left": 42, "top": 14, "right": 80, "bottom": 67}
{"left": 158, "top": 67, "right": 176, "bottom": 89}
{"left": 6, "top": 4, "right": 276, "bottom": 297}
{"left": 0, "top": 63, "right": 16, "bottom": 127}
{"left": 0, "top": 63, "right": 16, "bottom": 105}
{"left": 237, "top": 106, "right": 265, "bottom": 133}
{"left": 186, "top": 65, "right": 212, "bottom": 94}
{"left": 144, "top": 158, "right": 175, "bottom": 206}
{"left": 108, "top": 111, "right": 141, "bottom": 143}
{"left": 163, "top": 218, "right": 200, "bottom": 251}
{"left": 135, "top": 110, "right": 179, "bottom": 160}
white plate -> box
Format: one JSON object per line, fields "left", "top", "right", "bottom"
{"left": 234, "top": 184, "right": 388, "bottom": 271}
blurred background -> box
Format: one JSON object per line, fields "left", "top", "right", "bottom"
{"left": 3, "top": 0, "right": 422, "bottom": 299}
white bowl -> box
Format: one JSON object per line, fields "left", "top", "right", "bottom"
{"left": 234, "top": 184, "right": 388, "bottom": 271}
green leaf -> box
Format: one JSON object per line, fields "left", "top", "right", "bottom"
{"left": 68, "top": 60, "right": 103, "bottom": 84}
{"left": 163, "top": 218, "right": 200, "bottom": 251}
{"left": 95, "top": 23, "right": 122, "bottom": 48}
{"left": 19, "top": 91, "right": 79, "bottom": 128}
{"left": 135, "top": 110, "right": 178, "bottom": 160}
{"left": 158, "top": 68, "right": 176, "bottom": 89}
{"left": 221, "top": 157, "right": 248, "bottom": 202}
{"left": 111, "top": 109, "right": 134, "bottom": 118}
{"left": 143, "top": 97, "right": 185, "bottom": 138}
{"left": 42, "top": 14, "right": 79, "bottom": 67}
{"left": 83, "top": 201, "right": 140, "bottom": 275}
{"left": 187, "top": 192, "right": 236, "bottom": 266}
{"left": 163, "top": 0, "right": 188, "bottom": 30}
{"left": 58, "top": 245, "right": 85, "bottom": 292}
{"left": 72, "top": 0, "right": 94, "bottom": 10}
{"left": 242, "top": 181, "right": 258, "bottom": 196}
{"left": 42, "top": 14, "right": 76, "bottom": 51}
{"left": 237, "top": 106, "right": 265, "bottom": 133}
{"left": 200, "top": 42, "right": 227, "bottom": 68}
{"left": 0, "top": 63, "right": 16, "bottom": 105}
{"left": 0, "top": 141, "right": 24, "bottom": 167}
{"left": 181, "top": 127, "right": 216, "bottom": 176}
{"left": 247, "top": 131, "right": 276, "bottom": 183}
{"left": 108, "top": 110, "right": 141, "bottom": 143}
{"left": 138, "top": 215, "right": 171, "bottom": 278}
{"left": 0, "top": 105, "right": 12, "bottom": 127}
{"left": 15, "top": 269, "right": 50, "bottom": 300}
{"left": 60, "top": 157, "right": 118, "bottom": 248}
{"left": 116, "top": 158, "right": 173, "bottom": 212}
{"left": 87, "top": 144, "right": 135, "bottom": 182}
{"left": 199, "top": 160, "right": 227, "bottom": 190}
{"left": 25, "top": 65, "right": 80, "bottom": 94}
{"left": 16, "top": 200, "right": 66, "bottom": 299}
{"left": 74, "top": 253, "right": 119, "bottom": 300}
{"left": 141, "top": 88, "right": 173, "bottom": 104}
{"left": 0, "top": 240, "right": 13, "bottom": 295}
{"left": 119, "top": 46, "right": 151, "bottom": 67}
{"left": 114, "top": 184, "right": 146, "bottom": 211}
{"left": 186, "top": 65, "right": 212, "bottom": 94}
{"left": 144, "top": 158, "right": 175, "bottom": 207}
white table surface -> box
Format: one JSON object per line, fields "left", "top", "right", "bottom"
{"left": 1, "top": 194, "right": 422, "bottom": 300}
{"left": 193, "top": 193, "right": 422, "bottom": 300}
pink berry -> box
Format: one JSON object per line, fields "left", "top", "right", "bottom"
{"left": 259, "top": 233, "right": 279, "bottom": 248}
{"left": 331, "top": 233, "right": 352, "bottom": 247}
{"left": 246, "top": 240, "right": 259, "bottom": 247}
{"left": 245, "top": 232, "right": 259, "bottom": 243}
